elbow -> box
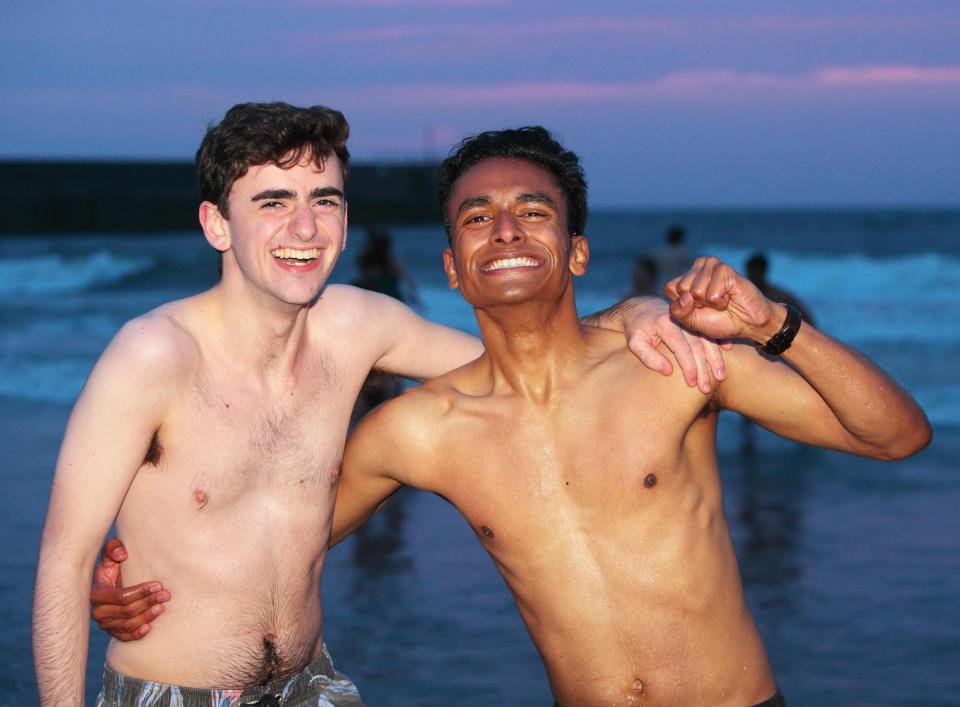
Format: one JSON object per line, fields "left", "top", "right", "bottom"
{"left": 872, "top": 417, "right": 933, "bottom": 461}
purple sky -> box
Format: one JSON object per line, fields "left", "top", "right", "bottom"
{"left": 2, "top": 1, "right": 958, "bottom": 207}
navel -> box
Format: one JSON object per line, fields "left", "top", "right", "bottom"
{"left": 193, "top": 489, "right": 209, "bottom": 510}
{"left": 643, "top": 473, "right": 657, "bottom": 489}
{"left": 625, "top": 678, "right": 645, "bottom": 703}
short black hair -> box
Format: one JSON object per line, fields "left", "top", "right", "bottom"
{"left": 436, "top": 126, "right": 587, "bottom": 240}
{"left": 196, "top": 102, "right": 350, "bottom": 218}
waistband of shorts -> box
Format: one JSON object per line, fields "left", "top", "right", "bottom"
{"left": 100, "top": 643, "right": 337, "bottom": 705}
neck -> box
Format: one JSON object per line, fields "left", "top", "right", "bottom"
{"left": 474, "top": 286, "right": 588, "bottom": 402}
{"left": 206, "top": 276, "right": 314, "bottom": 377}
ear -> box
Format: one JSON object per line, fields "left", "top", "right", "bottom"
{"left": 340, "top": 202, "right": 349, "bottom": 253}
{"left": 199, "top": 202, "right": 231, "bottom": 252}
{"left": 442, "top": 248, "right": 459, "bottom": 289}
{"left": 568, "top": 235, "right": 590, "bottom": 276}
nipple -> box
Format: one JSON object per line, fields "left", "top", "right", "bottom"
{"left": 193, "top": 489, "right": 209, "bottom": 510}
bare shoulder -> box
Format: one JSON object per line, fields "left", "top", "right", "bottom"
{"left": 355, "top": 381, "right": 455, "bottom": 449}
{"left": 99, "top": 300, "right": 200, "bottom": 387}
{"left": 311, "top": 284, "right": 406, "bottom": 328}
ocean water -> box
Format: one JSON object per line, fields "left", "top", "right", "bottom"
{"left": 1, "top": 209, "right": 958, "bottom": 705}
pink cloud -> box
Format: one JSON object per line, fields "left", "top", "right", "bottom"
{"left": 312, "top": 12, "right": 960, "bottom": 46}
{"left": 816, "top": 65, "right": 960, "bottom": 85}
{"left": 312, "top": 65, "right": 960, "bottom": 109}
{"left": 289, "top": 0, "right": 509, "bottom": 6}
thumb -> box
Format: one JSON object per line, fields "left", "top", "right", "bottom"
{"left": 669, "top": 292, "right": 694, "bottom": 322}
{"left": 94, "top": 538, "right": 127, "bottom": 587}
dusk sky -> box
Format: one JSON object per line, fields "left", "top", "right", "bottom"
{"left": 2, "top": 1, "right": 958, "bottom": 207}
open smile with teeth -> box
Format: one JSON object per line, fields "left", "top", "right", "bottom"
{"left": 481, "top": 256, "right": 541, "bottom": 272}
{"left": 272, "top": 247, "right": 320, "bottom": 265}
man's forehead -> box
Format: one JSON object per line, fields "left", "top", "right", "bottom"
{"left": 453, "top": 157, "right": 559, "bottom": 197}
{"left": 239, "top": 153, "right": 343, "bottom": 190}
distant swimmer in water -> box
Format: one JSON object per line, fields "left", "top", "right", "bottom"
{"left": 350, "top": 226, "right": 423, "bottom": 424}
{"left": 629, "top": 254, "right": 659, "bottom": 297}
{"left": 649, "top": 223, "right": 691, "bottom": 292}
{"left": 96, "top": 127, "right": 931, "bottom": 706}
{"left": 746, "top": 251, "right": 815, "bottom": 326}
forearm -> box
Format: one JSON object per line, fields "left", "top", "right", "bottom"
{"left": 33, "top": 558, "right": 91, "bottom": 707}
{"left": 581, "top": 296, "right": 662, "bottom": 331}
{"left": 758, "top": 307, "right": 931, "bottom": 459}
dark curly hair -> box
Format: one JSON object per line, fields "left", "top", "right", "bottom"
{"left": 436, "top": 126, "right": 588, "bottom": 241}
{"left": 196, "top": 102, "right": 350, "bottom": 218}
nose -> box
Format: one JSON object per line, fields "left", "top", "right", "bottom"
{"left": 491, "top": 212, "right": 524, "bottom": 245}
{"left": 289, "top": 203, "right": 318, "bottom": 241}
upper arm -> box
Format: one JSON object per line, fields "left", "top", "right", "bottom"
{"left": 331, "top": 388, "right": 445, "bottom": 545}
{"left": 39, "top": 316, "right": 186, "bottom": 568}
{"left": 714, "top": 343, "right": 865, "bottom": 453}
{"left": 360, "top": 289, "right": 482, "bottom": 381}
{"left": 331, "top": 403, "right": 409, "bottom": 546}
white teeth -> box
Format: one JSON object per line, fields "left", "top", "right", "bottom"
{"left": 271, "top": 248, "right": 319, "bottom": 260}
{"left": 482, "top": 256, "right": 539, "bottom": 272}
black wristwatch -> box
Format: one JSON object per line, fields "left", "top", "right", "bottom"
{"left": 759, "top": 303, "right": 802, "bottom": 356}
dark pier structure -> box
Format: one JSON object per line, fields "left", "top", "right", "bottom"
{"left": 0, "top": 160, "right": 439, "bottom": 233}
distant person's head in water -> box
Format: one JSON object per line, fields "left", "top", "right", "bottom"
{"left": 666, "top": 224, "right": 686, "bottom": 246}
{"left": 357, "top": 227, "right": 394, "bottom": 276}
{"left": 631, "top": 256, "right": 659, "bottom": 297}
{"left": 195, "top": 102, "right": 350, "bottom": 219}
{"left": 436, "top": 126, "right": 588, "bottom": 242}
{"left": 746, "top": 252, "right": 769, "bottom": 289}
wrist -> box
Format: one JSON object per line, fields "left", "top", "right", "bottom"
{"left": 752, "top": 302, "right": 787, "bottom": 344}
{"left": 756, "top": 303, "right": 803, "bottom": 356}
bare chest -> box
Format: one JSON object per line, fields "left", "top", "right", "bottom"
{"left": 428, "top": 380, "right": 716, "bottom": 548}
{"left": 138, "top": 362, "right": 361, "bottom": 510}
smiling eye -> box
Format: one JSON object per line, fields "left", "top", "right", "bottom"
{"left": 261, "top": 201, "right": 284, "bottom": 209}
{"left": 465, "top": 214, "right": 490, "bottom": 224}
{"left": 315, "top": 198, "right": 340, "bottom": 208}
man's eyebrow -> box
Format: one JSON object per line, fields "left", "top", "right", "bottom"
{"left": 251, "top": 189, "right": 295, "bottom": 202}
{"left": 456, "top": 195, "right": 491, "bottom": 215}
{"left": 250, "top": 187, "right": 344, "bottom": 202}
{"left": 311, "top": 186, "right": 344, "bottom": 199}
{"left": 516, "top": 192, "right": 558, "bottom": 208}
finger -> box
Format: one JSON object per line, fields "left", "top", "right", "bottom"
{"left": 662, "top": 276, "right": 680, "bottom": 300}
{"left": 674, "top": 260, "right": 705, "bottom": 297}
{"left": 94, "top": 604, "right": 165, "bottom": 634}
{"left": 627, "top": 332, "right": 673, "bottom": 376}
{"left": 689, "top": 258, "right": 719, "bottom": 303}
{"left": 657, "top": 322, "right": 698, "bottom": 388}
{"left": 103, "top": 537, "right": 128, "bottom": 563}
{"left": 704, "top": 262, "right": 735, "bottom": 308}
{"left": 700, "top": 337, "right": 727, "bottom": 381}
{"left": 91, "top": 589, "right": 170, "bottom": 623}
{"left": 682, "top": 330, "right": 711, "bottom": 392}
{"left": 669, "top": 292, "right": 695, "bottom": 322}
{"left": 91, "top": 580, "right": 167, "bottom": 607}
{"left": 109, "top": 622, "right": 154, "bottom": 642}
